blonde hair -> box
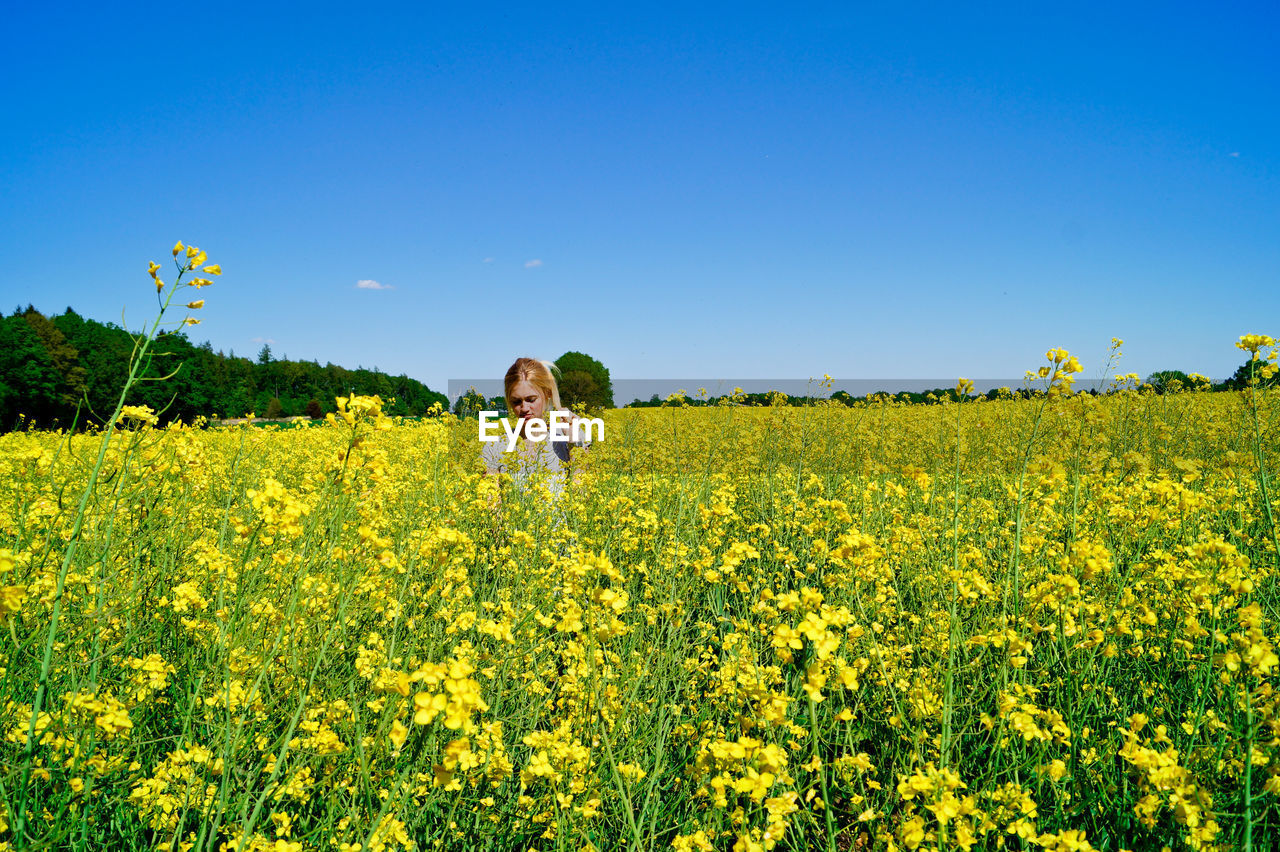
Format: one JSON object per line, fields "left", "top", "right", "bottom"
{"left": 504, "top": 357, "right": 562, "bottom": 412}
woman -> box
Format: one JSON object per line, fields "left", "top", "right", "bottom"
{"left": 481, "top": 357, "right": 592, "bottom": 500}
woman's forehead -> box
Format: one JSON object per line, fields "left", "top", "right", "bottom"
{"left": 509, "top": 380, "right": 541, "bottom": 398}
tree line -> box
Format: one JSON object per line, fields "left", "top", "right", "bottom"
{"left": 1, "top": 304, "right": 1264, "bottom": 432}
{"left": 0, "top": 307, "right": 448, "bottom": 431}
{"left": 623, "top": 368, "right": 1268, "bottom": 408}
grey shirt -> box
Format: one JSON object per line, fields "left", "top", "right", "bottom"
{"left": 481, "top": 412, "right": 591, "bottom": 497}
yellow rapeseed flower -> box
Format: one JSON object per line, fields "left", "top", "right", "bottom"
{"left": 1236, "top": 333, "right": 1275, "bottom": 355}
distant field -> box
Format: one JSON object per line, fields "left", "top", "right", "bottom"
{"left": 1, "top": 387, "right": 1277, "bottom": 850}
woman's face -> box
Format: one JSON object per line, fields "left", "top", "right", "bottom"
{"left": 508, "top": 380, "right": 546, "bottom": 424}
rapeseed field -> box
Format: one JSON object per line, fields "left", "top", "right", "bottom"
{"left": 0, "top": 250, "right": 1277, "bottom": 851}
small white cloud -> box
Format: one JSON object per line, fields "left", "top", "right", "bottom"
{"left": 482, "top": 257, "right": 495, "bottom": 264}
{"left": 1229, "top": 151, "right": 1240, "bottom": 157}
{"left": 524, "top": 259, "right": 543, "bottom": 269}
{"left": 356, "top": 279, "right": 394, "bottom": 290}
{"left": 251, "top": 337, "right": 276, "bottom": 344}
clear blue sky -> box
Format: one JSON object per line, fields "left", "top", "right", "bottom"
{"left": 2, "top": 1, "right": 1276, "bottom": 394}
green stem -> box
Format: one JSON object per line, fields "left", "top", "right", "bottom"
{"left": 1246, "top": 364, "right": 1278, "bottom": 565}
{"left": 11, "top": 266, "right": 188, "bottom": 846}
{"left": 808, "top": 695, "right": 837, "bottom": 851}
{"left": 1002, "top": 391, "right": 1049, "bottom": 675}
{"left": 941, "top": 399, "right": 964, "bottom": 767}
{"left": 1244, "top": 670, "right": 1253, "bottom": 852}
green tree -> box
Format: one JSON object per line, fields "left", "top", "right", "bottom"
{"left": 1146, "top": 370, "right": 1192, "bottom": 393}
{"left": 21, "top": 307, "right": 86, "bottom": 410}
{"left": 0, "top": 314, "right": 62, "bottom": 429}
{"left": 0, "top": 307, "right": 449, "bottom": 431}
{"left": 452, "top": 388, "right": 486, "bottom": 419}
{"left": 830, "top": 390, "right": 855, "bottom": 406}
{"left": 559, "top": 370, "right": 601, "bottom": 411}
{"left": 554, "top": 351, "right": 613, "bottom": 409}
{"left": 1219, "top": 359, "right": 1274, "bottom": 391}
{"left": 52, "top": 310, "right": 132, "bottom": 424}
{"left": 265, "top": 397, "right": 284, "bottom": 419}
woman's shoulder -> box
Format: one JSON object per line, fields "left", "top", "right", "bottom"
{"left": 549, "top": 410, "right": 591, "bottom": 444}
